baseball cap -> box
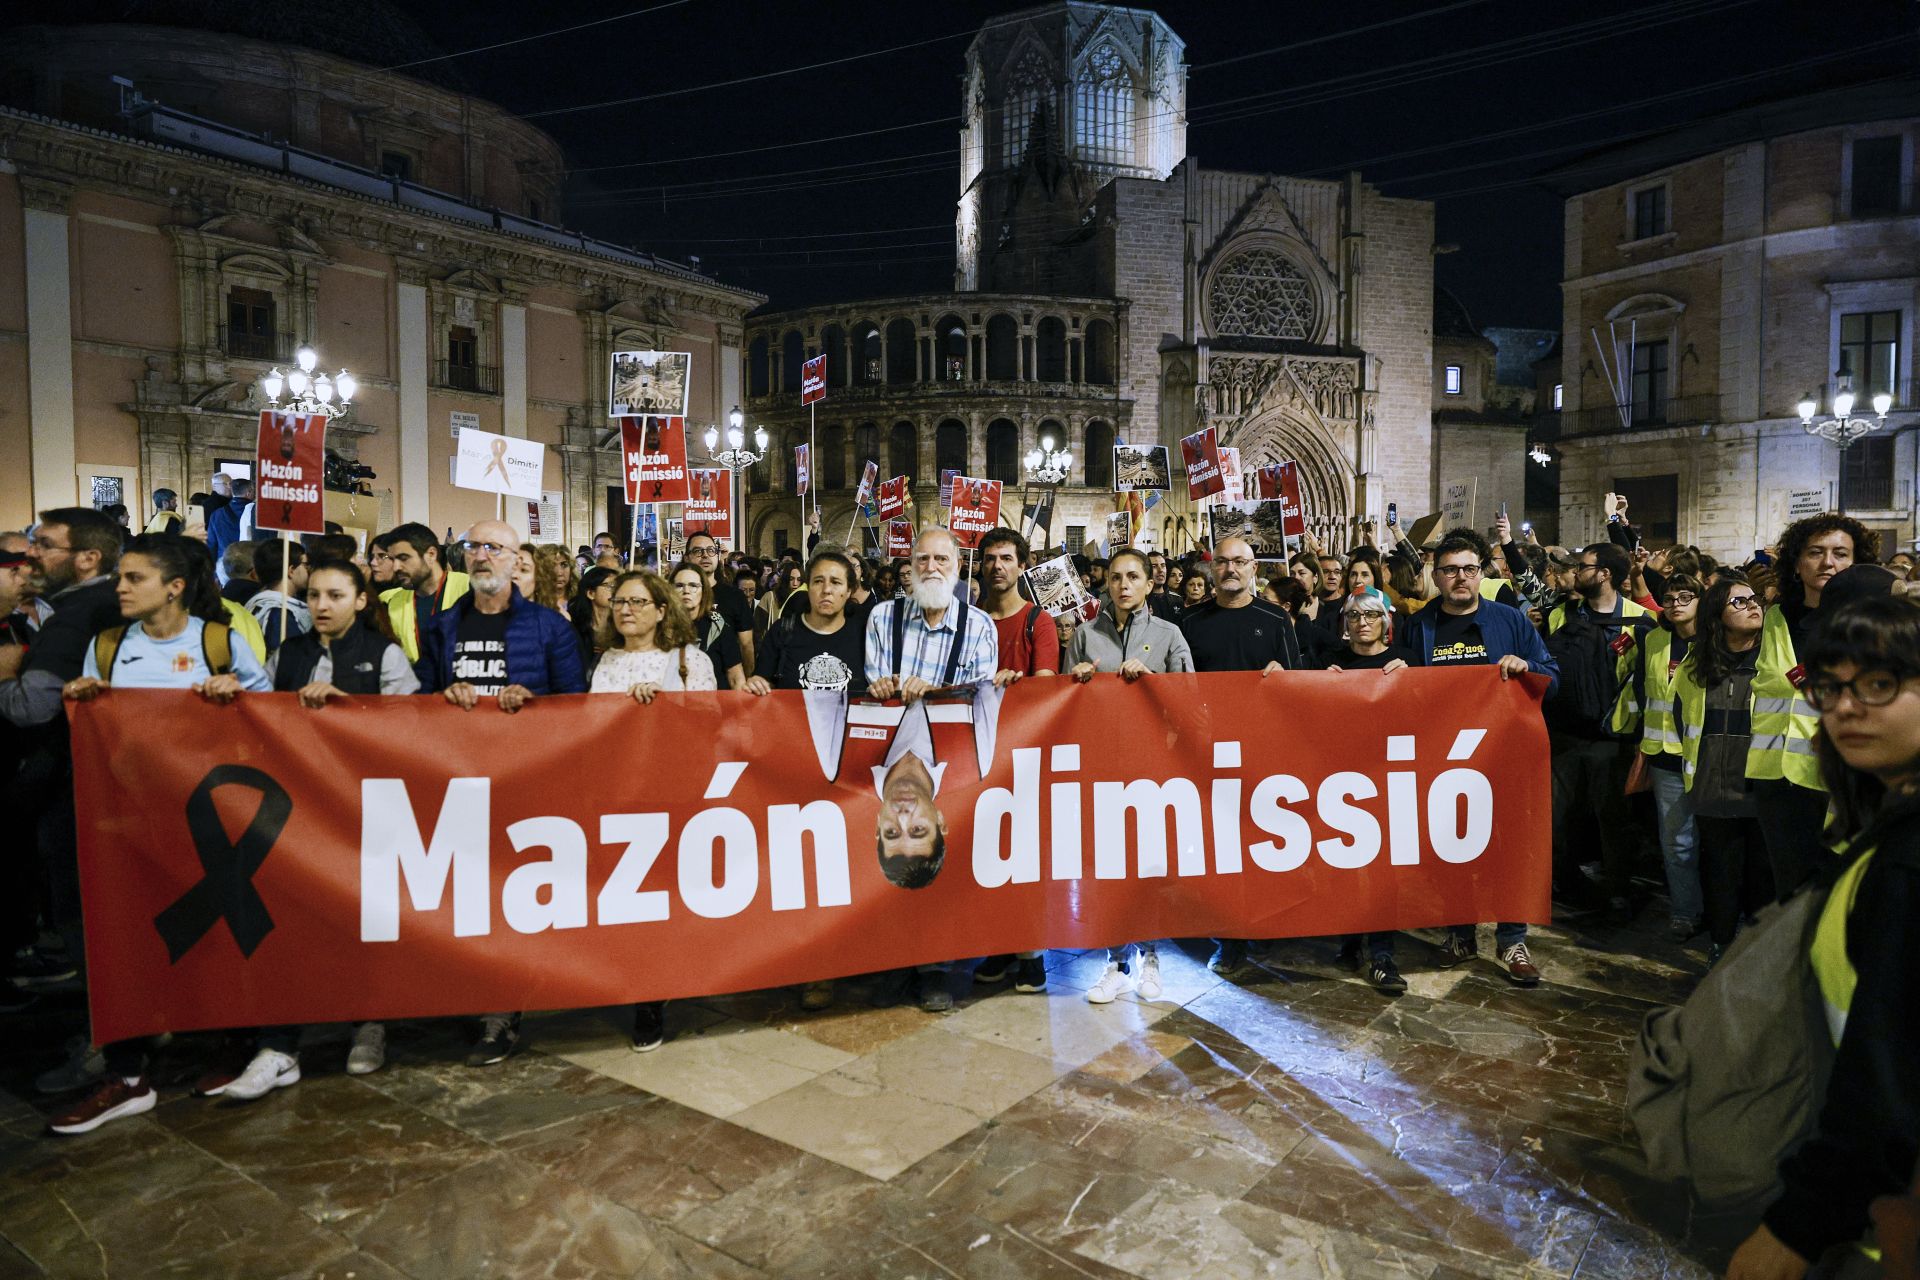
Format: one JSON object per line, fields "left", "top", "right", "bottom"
{"left": 1544, "top": 546, "right": 1579, "bottom": 568}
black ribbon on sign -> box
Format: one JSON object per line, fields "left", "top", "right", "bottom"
{"left": 152, "top": 765, "right": 292, "bottom": 963}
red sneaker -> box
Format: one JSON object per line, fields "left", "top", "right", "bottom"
{"left": 48, "top": 1076, "right": 155, "bottom": 1135}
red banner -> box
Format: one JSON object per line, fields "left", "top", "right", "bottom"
{"left": 253, "top": 411, "right": 326, "bottom": 534}
{"left": 886, "top": 518, "right": 914, "bottom": 558}
{"left": 948, "top": 476, "right": 1002, "bottom": 549}
{"left": 877, "top": 476, "right": 908, "bottom": 520}
{"left": 621, "top": 416, "right": 691, "bottom": 505}
{"left": 70, "top": 672, "right": 1549, "bottom": 1041}
{"left": 801, "top": 354, "right": 827, "bottom": 406}
{"left": 682, "top": 468, "right": 730, "bottom": 540}
{"left": 1182, "top": 427, "right": 1225, "bottom": 501}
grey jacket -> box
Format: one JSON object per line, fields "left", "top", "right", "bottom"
{"left": 1065, "top": 600, "right": 1194, "bottom": 674}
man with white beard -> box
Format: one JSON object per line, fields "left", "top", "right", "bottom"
{"left": 864, "top": 526, "right": 999, "bottom": 1011}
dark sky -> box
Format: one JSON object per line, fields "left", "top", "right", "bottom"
{"left": 18, "top": 0, "right": 1920, "bottom": 327}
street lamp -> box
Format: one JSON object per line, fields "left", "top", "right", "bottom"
{"left": 261, "top": 343, "right": 356, "bottom": 421}
{"left": 1023, "top": 434, "right": 1074, "bottom": 486}
{"left": 703, "top": 404, "right": 769, "bottom": 552}
{"left": 1798, "top": 356, "right": 1893, "bottom": 514}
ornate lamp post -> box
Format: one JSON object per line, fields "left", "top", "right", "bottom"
{"left": 703, "top": 404, "right": 769, "bottom": 552}
{"left": 260, "top": 344, "right": 356, "bottom": 420}
{"left": 1798, "top": 357, "right": 1892, "bottom": 515}
{"left": 1023, "top": 434, "right": 1073, "bottom": 486}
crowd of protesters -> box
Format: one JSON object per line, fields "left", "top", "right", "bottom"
{"left": 2, "top": 481, "right": 1917, "bottom": 1279}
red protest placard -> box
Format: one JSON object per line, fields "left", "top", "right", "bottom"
{"left": 886, "top": 518, "right": 914, "bottom": 558}
{"left": 877, "top": 476, "right": 909, "bottom": 520}
{"left": 795, "top": 443, "right": 811, "bottom": 497}
{"left": 1273, "top": 460, "right": 1306, "bottom": 538}
{"left": 855, "top": 460, "right": 879, "bottom": 511}
{"left": 621, "top": 416, "right": 691, "bottom": 505}
{"left": 252, "top": 411, "right": 327, "bottom": 534}
{"left": 948, "top": 475, "right": 1002, "bottom": 549}
{"left": 939, "top": 469, "right": 959, "bottom": 509}
{"left": 1181, "top": 426, "right": 1225, "bottom": 501}
{"left": 683, "top": 468, "right": 731, "bottom": 540}
{"left": 801, "top": 354, "right": 827, "bottom": 406}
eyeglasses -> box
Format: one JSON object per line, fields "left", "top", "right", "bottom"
{"left": 611, "top": 596, "right": 661, "bottom": 611}
{"left": 1806, "top": 670, "right": 1909, "bottom": 711}
{"left": 28, "top": 538, "right": 69, "bottom": 551}
{"left": 1724, "top": 594, "right": 1761, "bottom": 611}
{"left": 1661, "top": 591, "right": 1697, "bottom": 607}
{"left": 688, "top": 545, "right": 719, "bottom": 557}
{"left": 1432, "top": 564, "right": 1483, "bottom": 579}
{"left": 459, "top": 539, "right": 510, "bottom": 557}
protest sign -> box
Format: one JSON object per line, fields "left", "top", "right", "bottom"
{"left": 682, "top": 468, "right": 731, "bottom": 540}
{"left": 886, "top": 518, "right": 914, "bottom": 558}
{"left": 620, "top": 417, "right": 691, "bottom": 505}
{"left": 455, "top": 427, "right": 544, "bottom": 501}
{"left": 801, "top": 354, "right": 827, "bottom": 406}
{"left": 1114, "top": 444, "right": 1171, "bottom": 492}
{"left": 877, "top": 476, "right": 909, "bottom": 520}
{"left": 1022, "top": 552, "right": 1100, "bottom": 622}
{"left": 1104, "top": 509, "right": 1132, "bottom": 553}
{"left": 609, "top": 350, "right": 691, "bottom": 418}
{"left": 795, "top": 444, "right": 811, "bottom": 497}
{"left": 948, "top": 476, "right": 1002, "bottom": 549}
{"left": 939, "top": 469, "right": 960, "bottom": 509}
{"left": 252, "top": 411, "right": 326, "bottom": 534}
{"left": 1181, "top": 427, "right": 1225, "bottom": 501}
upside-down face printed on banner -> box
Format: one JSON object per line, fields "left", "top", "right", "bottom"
{"left": 69, "top": 670, "right": 1550, "bottom": 1041}
{"left": 609, "top": 350, "right": 692, "bottom": 418}
{"left": 252, "top": 411, "right": 326, "bottom": 534}
{"left": 877, "top": 476, "right": 909, "bottom": 520}
{"left": 1181, "top": 427, "right": 1225, "bottom": 501}
{"left": 620, "top": 416, "right": 691, "bottom": 505}
{"left": 682, "top": 468, "right": 730, "bottom": 540}
{"left": 947, "top": 476, "right": 1002, "bottom": 549}
{"left": 886, "top": 518, "right": 914, "bottom": 559}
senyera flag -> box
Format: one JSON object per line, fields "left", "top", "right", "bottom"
{"left": 253, "top": 411, "right": 326, "bottom": 534}
{"left": 948, "top": 476, "right": 1002, "bottom": 549}
{"left": 886, "top": 518, "right": 914, "bottom": 558}
{"left": 801, "top": 354, "right": 827, "bottom": 406}
{"left": 68, "top": 670, "right": 1550, "bottom": 1041}
{"left": 621, "top": 416, "right": 691, "bottom": 505}
{"left": 1182, "top": 427, "right": 1225, "bottom": 501}
{"left": 682, "top": 468, "right": 731, "bottom": 540}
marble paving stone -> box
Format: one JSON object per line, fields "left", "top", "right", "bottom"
{"left": 359, "top": 1043, "right": 648, "bottom": 1142}
{"left": 0, "top": 1239, "right": 41, "bottom": 1280}
{"left": 1076, "top": 1030, "right": 1195, "bottom": 1084}
{"left": 774, "top": 1001, "right": 935, "bottom": 1056}
{"left": 940, "top": 985, "right": 1169, "bottom": 1070}
{"left": 555, "top": 1017, "right": 856, "bottom": 1119}
{"left": 834, "top": 1025, "right": 1063, "bottom": 1120}
{"left": 287, "top": 1250, "right": 416, "bottom": 1280}
{"left": 727, "top": 1069, "right": 987, "bottom": 1180}
{"left": 522, "top": 1002, "right": 729, "bottom": 1056}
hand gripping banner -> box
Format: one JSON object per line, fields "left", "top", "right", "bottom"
{"left": 70, "top": 671, "right": 1550, "bottom": 1042}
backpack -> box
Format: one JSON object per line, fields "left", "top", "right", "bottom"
{"left": 93, "top": 621, "right": 233, "bottom": 684}
{"left": 1543, "top": 607, "right": 1647, "bottom": 735}
{"left": 1625, "top": 886, "right": 1833, "bottom": 1213}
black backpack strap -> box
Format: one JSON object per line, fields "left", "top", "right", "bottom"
{"left": 940, "top": 596, "right": 969, "bottom": 687}
{"left": 1023, "top": 603, "right": 1039, "bottom": 674}
{"left": 891, "top": 599, "right": 908, "bottom": 679}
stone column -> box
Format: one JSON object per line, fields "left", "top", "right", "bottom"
{"left": 396, "top": 269, "right": 431, "bottom": 525}
{"left": 22, "top": 174, "right": 76, "bottom": 509}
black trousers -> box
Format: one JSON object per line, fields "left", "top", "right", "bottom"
{"left": 1751, "top": 778, "right": 1830, "bottom": 900}
{"left": 1696, "top": 814, "right": 1774, "bottom": 947}
{"left": 1550, "top": 732, "right": 1638, "bottom": 900}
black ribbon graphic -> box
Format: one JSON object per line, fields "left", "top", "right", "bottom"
{"left": 153, "top": 765, "right": 292, "bottom": 963}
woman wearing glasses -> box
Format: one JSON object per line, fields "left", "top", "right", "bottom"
{"left": 1672, "top": 574, "right": 1774, "bottom": 963}
{"left": 1619, "top": 574, "right": 1706, "bottom": 942}
{"left": 589, "top": 570, "right": 717, "bottom": 702}
{"left": 1727, "top": 592, "right": 1920, "bottom": 1279}
{"left": 667, "top": 559, "right": 746, "bottom": 690}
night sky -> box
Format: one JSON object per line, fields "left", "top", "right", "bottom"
{"left": 12, "top": 0, "right": 1919, "bottom": 327}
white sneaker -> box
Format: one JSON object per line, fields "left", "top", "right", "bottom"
{"left": 223, "top": 1049, "right": 300, "bottom": 1102}
{"left": 1135, "top": 951, "right": 1163, "bottom": 1001}
{"left": 346, "top": 1023, "right": 386, "bottom": 1076}
{"left": 1085, "top": 961, "right": 1132, "bottom": 1005}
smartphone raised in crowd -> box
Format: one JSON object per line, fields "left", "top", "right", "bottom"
{"left": 1387, "top": 502, "right": 1397, "bottom": 525}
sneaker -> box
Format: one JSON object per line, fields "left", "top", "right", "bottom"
{"left": 1499, "top": 942, "right": 1542, "bottom": 987}
{"left": 8, "top": 945, "right": 77, "bottom": 988}
{"left": 799, "top": 981, "right": 834, "bottom": 1011}
{"left": 1668, "top": 917, "right": 1701, "bottom": 943}
{"left": 193, "top": 1033, "right": 258, "bottom": 1097}
{"left": 346, "top": 1023, "right": 386, "bottom": 1076}
{"left": 224, "top": 1049, "right": 300, "bottom": 1102}
{"left": 972, "top": 955, "right": 1013, "bottom": 984}
{"left": 1135, "top": 951, "right": 1163, "bottom": 1001}
{"left": 36, "top": 1037, "right": 104, "bottom": 1095}
{"left": 917, "top": 970, "right": 954, "bottom": 1013}
{"left": 631, "top": 1002, "right": 665, "bottom": 1052}
{"left": 48, "top": 1076, "right": 155, "bottom": 1135}
{"left": 1012, "top": 956, "right": 1048, "bottom": 993}
{"left": 1437, "top": 932, "right": 1477, "bottom": 967}
{"left": 467, "top": 1014, "right": 523, "bottom": 1067}
{"left": 1367, "top": 954, "right": 1408, "bottom": 996}
{"left": 1085, "top": 961, "right": 1132, "bottom": 1005}
{"left": 1207, "top": 940, "right": 1249, "bottom": 978}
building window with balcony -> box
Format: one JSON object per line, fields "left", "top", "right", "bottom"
{"left": 447, "top": 326, "right": 479, "bottom": 391}
{"left": 1443, "top": 365, "right": 1462, "bottom": 395}
{"left": 1840, "top": 310, "right": 1901, "bottom": 399}
{"left": 224, "top": 287, "right": 279, "bottom": 361}
{"left": 1630, "top": 185, "right": 1668, "bottom": 241}
{"left": 1631, "top": 340, "right": 1669, "bottom": 424}
{"left": 1849, "top": 136, "right": 1904, "bottom": 218}
{"left": 1841, "top": 435, "right": 1896, "bottom": 511}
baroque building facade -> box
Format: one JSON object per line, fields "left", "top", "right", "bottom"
{"left": 742, "top": 2, "right": 1438, "bottom": 557}
{"left": 0, "top": 14, "right": 760, "bottom": 543}
{"left": 1542, "top": 78, "right": 1920, "bottom": 555}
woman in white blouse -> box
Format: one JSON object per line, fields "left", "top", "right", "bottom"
{"left": 588, "top": 570, "right": 717, "bottom": 701}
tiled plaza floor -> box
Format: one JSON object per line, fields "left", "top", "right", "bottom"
{"left": 0, "top": 918, "right": 1746, "bottom": 1279}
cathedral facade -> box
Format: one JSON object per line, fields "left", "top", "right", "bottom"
{"left": 741, "top": 1, "right": 1438, "bottom": 556}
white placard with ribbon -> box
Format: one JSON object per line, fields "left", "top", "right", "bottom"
{"left": 454, "top": 426, "right": 544, "bottom": 500}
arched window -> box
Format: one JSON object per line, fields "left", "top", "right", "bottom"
{"left": 1085, "top": 319, "right": 1116, "bottom": 385}
{"left": 1084, "top": 420, "right": 1114, "bottom": 488}
{"left": 1075, "top": 44, "right": 1133, "bottom": 165}
{"left": 814, "top": 424, "right": 845, "bottom": 490}
{"left": 820, "top": 323, "right": 847, "bottom": 387}
{"left": 936, "top": 420, "right": 968, "bottom": 479}
{"left": 890, "top": 422, "right": 918, "bottom": 485}
{"left": 986, "top": 419, "right": 1019, "bottom": 484}
{"left": 1002, "top": 50, "right": 1050, "bottom": 168}
{"left": 852, "top": 323, "right": 882, "bottom": 385}
{"left": 936, "top": 315, "right": 967, "bottom": 381}
{"left": 751, "top": 451, "right": 770, "bottom": 495}
{"left": 1036, "top": 317, "right": 1067, "bottom": 382}
{"left": 748, "top": 334, "right": 770, "bottom": 398}
{"left": 886, "top": 318, "right": 917, "bottom": 384}
{"left": 986, "top": 315, "right": 1019, "bottom": 380}
{"left": 781, "top": 331, "right": 805, "bottom": 394}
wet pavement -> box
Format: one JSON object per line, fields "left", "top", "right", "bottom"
{"left": 0, "top": 916, "right": 1744, "bottom": 1278}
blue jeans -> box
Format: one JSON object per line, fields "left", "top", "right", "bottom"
{"left": 1649, "top": 763, "right": 1702, "bottom": 923}
{"left": 1451, "top": 922, "right": 1528, "bottom": 952}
